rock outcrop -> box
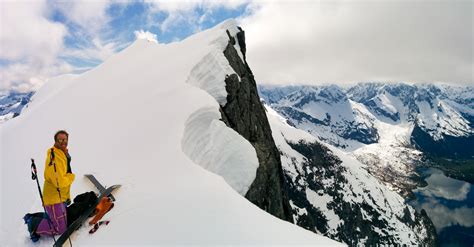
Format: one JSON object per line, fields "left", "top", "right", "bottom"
{"left": 219, "top": 28, "right": 293, "bottom": 222}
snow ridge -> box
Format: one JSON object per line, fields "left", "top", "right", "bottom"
{"left": 182, "top": 107, "right": 258, "bottom": 195}
{"left": 186, "top": 19, "right": 243, "bottom": 106}
{"left": 1, "top": 19, "right": 342, "bottom": 246}
{"left": 183, "top": 19, "right": 259, "bottom": 196}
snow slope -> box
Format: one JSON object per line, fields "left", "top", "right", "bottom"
{"left": 265, "top": 106, "right": 435, "bottom": 245}
{"left": 0, "top": 19, "right": 342, "bottom": 246}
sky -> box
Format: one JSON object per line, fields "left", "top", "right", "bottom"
{"left": 0, "top": 0, "right": 472, "bottom": 93}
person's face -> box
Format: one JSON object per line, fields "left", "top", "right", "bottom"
{"left": 55, "top": 133, "right": 68, "bottom": 149}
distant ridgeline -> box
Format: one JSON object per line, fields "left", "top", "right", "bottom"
{"left": 0, "top": 91, "right": 34, "bottom": 123}
{"left": 348, "top": 83, "right": 473, "bottom": 160}
{"left": 258, "top": 83, "right": 474, "bottom": 184}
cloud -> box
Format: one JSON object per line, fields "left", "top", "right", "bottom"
{"left": 52, "top": 1, "right": 124, "bottom": 65}
{"left": 4, "top": 0, "right": 470, "bottom": 93}
{"left": 239, "top": 1, "right": 473, "bottom": 85}
{"left": 0, "top": 0, "right": 125, "bottom": 93}
{"left": 145, "top": 0, "right": 249, "bottom": 33}
{"left": 1, "top": 1, "right": 249, "bottom": 93}
{"left": 0, "top": 0, "right": 70, "bottom": 92}
{"left": 53, "top": 0, "right": 113, "bottom": 36}
{"left": 62, "top": 38, "right": 128, "bottom": 64}
{"left": 146, "top": 0, "right": 248, "bottom": 13}
{"left": 1, "top": 61, "right": 74, "bottom": 93}
{"left": 0, "top": 1, "right": 67, "bottom": 63}
{"left": 134, "top": 30, "right": 159, "bottom": 43}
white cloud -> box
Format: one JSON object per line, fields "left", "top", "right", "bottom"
{"left": 158, "top": 11, "right": 192, "bottom": 33}
{"left": 63, "top": 38, "right": 127, "bottom": 63}
{"left": 53, "top": 0, "right": 112, "bottom": 36}
{"left": 3, "top": 0, "right": 471, "bottom": 93}
{"left": 0, "top": 0, "right": 126, "bottom": 93}
{"left": 146, "top": 0, "right": 248, "bottom": 13}
{"left": 145, "top": 0, "right": 249, "bottom": 33}
{"left": 0, "top": 0, "right": 67, "bottom": 63}
{"left": 1, "top": 61, "right": 74, "bottom": 93}
{"left": 239, "top": 1, "right": 473, "bottom": 85}
{"left": 134, "top": 30, "right": 159, "bottom": 43}
{"left": 0, "top": 0, "right": 70, "bottom": 92}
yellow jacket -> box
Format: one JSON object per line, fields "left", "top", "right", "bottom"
{"left": 43, "top": 147, "right": 75, "bottom": 205}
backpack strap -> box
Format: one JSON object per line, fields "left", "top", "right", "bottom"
{"left": 49, "top": 147, "right": 61, "bottom": 192}
{"left": 49, "top": 148, "right": 55, "bottom": 166}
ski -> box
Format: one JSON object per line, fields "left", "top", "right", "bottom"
{"left": 85, "top": 174, "right": 116, "bottom": 201}
{"left": 53, "top": 184, "right": 121, "bottom": 247}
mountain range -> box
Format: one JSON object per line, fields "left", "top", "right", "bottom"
{"left": 259, "top": 83, "right": 474, "bottom": 191}
{"left": 2, "top": 19, "right": 473, "bottom": 246}
{"left": 0, "top": 92, "right": 33, "bottom": 123}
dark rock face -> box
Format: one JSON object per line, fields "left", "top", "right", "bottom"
{"left": 335, "top": 119, "right": 379, "bottom": 145}
{"left": 220, "top": 28, "right": 293, "bottom": 222}
{"left": 275, "top": 106, "right": 329, "bottom": 126}
{"left": 284, "top": 140, "right": 343, "bottom": 235}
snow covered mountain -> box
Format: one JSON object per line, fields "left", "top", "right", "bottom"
{"left": 260, "top": 83, "right": 474, "bottom": 150}
{"left": 347, "top": 83, "right": 474, "bottom": 159}
{"left": 257, "top": 83, "right": 473, "bottom": 245}
{"left": 266, "top": 106, "right": 437, "bottom": 245}
{"left": 259, "top": 83, "right": 474, "bottom": 195}
{"left": 0, "top": 20, "right": 341, "bottom": 246}
{"left": 261, "top": 85, "right": 379, "bottom": 147}
{"left": 0, "top": 91, "right": 33, "bottom": 123}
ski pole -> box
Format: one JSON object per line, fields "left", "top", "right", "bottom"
{"left": 31, "top": 159, "right": 57, "bottom": 243}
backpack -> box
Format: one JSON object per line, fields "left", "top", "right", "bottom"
{"left": 66, "top": 191, "right": 98, "bottom": 226}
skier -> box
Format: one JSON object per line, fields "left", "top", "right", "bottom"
{"left": 24, "top": 130, "right": 75, "bottom": 241}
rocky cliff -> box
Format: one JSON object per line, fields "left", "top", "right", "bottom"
{"left": 219, "top": 27, "right": 293, "bottom": 222}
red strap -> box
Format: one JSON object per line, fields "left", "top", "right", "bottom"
{"left": 89, "top": 220, "right": 110, "bottom": 234}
